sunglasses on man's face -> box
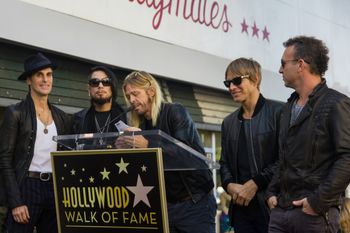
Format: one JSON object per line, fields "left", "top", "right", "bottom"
{"left": 88, "top": 78, "right": 112, "bottom": 87}
{"left": 223, "top": 75, "right": 250, "bottom": 88}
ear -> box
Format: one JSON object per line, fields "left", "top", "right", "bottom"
{"left": 146, "top": 87, "right": 155, "bottom": 98}
{"left": 26, "top": 77, "right": 31, "bottom": 86}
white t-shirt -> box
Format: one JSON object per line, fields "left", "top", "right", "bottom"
{"left": 29, "top": 117, "right": 58, "bottom": 172}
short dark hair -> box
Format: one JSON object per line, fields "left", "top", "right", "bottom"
{"left": 89, "top": 66, "right": 118, "bottom": 102}
{"left": 283, "top": 36, "right": 329, "bottom": 77}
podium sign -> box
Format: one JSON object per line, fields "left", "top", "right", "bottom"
{"left": 51, "top": 148, "right": 169, "bottom": 233}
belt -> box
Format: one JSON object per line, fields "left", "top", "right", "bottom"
{"left": 170, "top": 191, "right": 210, "bottom": 204}
{"left": 27, "top": 171, "right": 52, "bottom": 181}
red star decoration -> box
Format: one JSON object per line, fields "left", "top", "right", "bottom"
{"left": 251, "top": 21, "right": 259, "bottom": 38}
{"left": 262, "top": 26, "right": 270, "bottom": 42}
{"left": 240, "top": 18, "right": 249, "bottom": 35}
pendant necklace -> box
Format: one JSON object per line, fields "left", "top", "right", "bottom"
{"left": 43, "top": 110, "right": 51, "bottom": 134}
{"left": 95, "top": 112, "right": 111, "bottom": 145}
{"left": 38, "top": 109, "right": 51, "bottom": 134}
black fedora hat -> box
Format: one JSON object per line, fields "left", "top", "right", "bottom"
{"left": 18, "top": 52, "right": 57, "bottom": 80}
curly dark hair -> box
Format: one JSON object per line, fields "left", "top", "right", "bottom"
{"left": 283, "top": 36, "right": 329, "bottom": 77}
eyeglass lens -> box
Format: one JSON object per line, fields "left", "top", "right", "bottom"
{"left": 223, "top": 76, "right": 243, "bottom": 87}
{"left": 89, "top": 78, "right": 112, "bottom": 87}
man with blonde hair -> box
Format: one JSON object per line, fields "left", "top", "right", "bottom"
{"left": 220, "top": 58, "right": 283, "bottom": 233}
{"left": 117, "top": 71, "right": 216, "bottom": 233}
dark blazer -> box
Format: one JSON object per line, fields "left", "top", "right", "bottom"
{"left": 0, "top": 94, "right": 72, "bottom": 208}
{"left": 141, "top": 103, "right": 214, "bottom": 203}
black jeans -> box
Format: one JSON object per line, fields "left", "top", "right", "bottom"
{"left": 269, "top": 206, "right": 339, "bottom": 233}
{"left": 167, "top": 192, "right": 216, "bottom": 233}
{"left": 5, "top": 178, "right": 57, "bottom": 233}
{"left": 231, "top": 197, "right": 269, "bottom": 233}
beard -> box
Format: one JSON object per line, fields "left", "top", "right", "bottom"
{"left": 91, "top": 96, "right": 112, "bottom": 105}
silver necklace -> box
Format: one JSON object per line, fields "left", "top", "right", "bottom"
{"left": 94, "top": 113, "right": 111, "bottom": 145}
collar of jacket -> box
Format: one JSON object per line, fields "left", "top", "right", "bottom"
{"left": 238, "top": 94, "right": 266, "bottom": 120}
{"left": 287, "top": 78, "right": 327, "bottom": 105}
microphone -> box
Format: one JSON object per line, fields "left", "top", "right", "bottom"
{"left": 100, "top": 106, "right": 133, "bottom": 133}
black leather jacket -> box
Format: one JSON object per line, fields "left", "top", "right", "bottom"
{"left": 220, "top": 96, "right": 283, "bottom": 199}
{"left": 267, "top": 80, "right": 350, "bottom": 215}
{"left": 73, "top": 102, "right": 126, "bottom": 134}
{"left": 142, "top": 103, "right": 214, "bottom": 203}
{"left": 0, "top": 95, "right": 72, "bottom": 208}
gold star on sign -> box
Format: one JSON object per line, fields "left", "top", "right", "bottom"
{"left": 141, "top": 165, "right": 147, "bottom": 172}
{"left": 116, "top": 157, "right": 129, "bottom": 174}
{"left": 89, "top": 176, "right": 95, "bottom": 183}
{"left": 70, "top": 169, "right": 76, "bottom": 175}
{"left": 100, "top": 167, "right": 110, "bottom": 180}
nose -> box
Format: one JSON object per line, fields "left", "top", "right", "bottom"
{"left": 228, "top": 82, "right": 237, "bottom": 90}
{"left": 129, "top": 95, "right": 135, "bottom": 104}
{"left": 279, "top": 66, "right": 283, "bottom": 74}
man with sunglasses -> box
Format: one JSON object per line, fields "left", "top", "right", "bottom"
{"left": 266, "top": 36, "right": 350, "bottom": 233}
{"left": 73, "top": 66, "right": 126, "bottom": 139}
{"left": 220, "top": 57, "right": 283, "bottom": 233}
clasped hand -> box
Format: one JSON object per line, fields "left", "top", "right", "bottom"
{"left": 227, "top": 179, "right": 258, "bottom": 206}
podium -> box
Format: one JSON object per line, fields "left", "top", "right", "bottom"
{"left": 51, "top": 130, "right": 219, "bottom": 233}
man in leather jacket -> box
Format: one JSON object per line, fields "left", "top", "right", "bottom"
{"left": 116, "top": 71, "right": 216, "bottom": 233}
{"left": 0, "top": 53, "right": 71, "bottom": 233}
{"left": 266, "top": 36, "right": 350, "bottom": 233}
{"left": 73, "top": 66, "right": 126, "bottom": 138}
{"left": 220, "top": 58, "right": 283, "bottom": 233}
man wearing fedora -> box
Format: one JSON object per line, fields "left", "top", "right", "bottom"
{"left": 0, "top": 52, "right": 71, "bottom": 233}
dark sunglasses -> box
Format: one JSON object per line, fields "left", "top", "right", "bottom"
{"left": 88, "top": 78, "right": 112, "bottom": 87}
{"left": 280, "top": 58, "right": 310, "bottom": 68}
{"left": 223, "top": 75, "right": 250, "bottom": 87}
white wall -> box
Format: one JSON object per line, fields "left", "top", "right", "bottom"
{"left": 2, "top": 0, "right": 350, "bottom": 102}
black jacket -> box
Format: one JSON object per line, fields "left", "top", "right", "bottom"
{"left": 73, "top": 102, "right": 126, "bottom": 134}
{"left": 220, "top": 96, "right": 283, "bottom": 205}
{"left": 267, "top": 80, "right": 350, "bottom": 215}
{"left": 0, "top": 95, "right": 72, "bottom": 208}
{"left": 142, "top": 103, "right": 214, "bottom": 203}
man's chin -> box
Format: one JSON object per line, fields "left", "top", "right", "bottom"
{"left": 92, "top": 98, "right": 111, "bottom": 105}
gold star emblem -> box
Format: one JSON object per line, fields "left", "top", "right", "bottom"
{"left": 70, "top": 169, "right": 76, "bottom": 175}
{"left": 141, "top": 165, "right": 147, "bottom": 172}
{"left": 116, "top": 157, "right": 129, "bottom": 174}
{"left": 89, "top": 176, "right": 95, "bottom": 183}
{"left": 100, "top": 167, "right": 110, "bottom": 180}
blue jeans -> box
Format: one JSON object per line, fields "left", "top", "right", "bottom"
{"left": 269, "top": 206, "right": 339, "bottom": 233}
{"left": 167, "top": 192, "right": 216, "bottom": 233}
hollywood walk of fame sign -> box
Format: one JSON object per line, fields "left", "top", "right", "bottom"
{"left": 51, "top": 148, "right": 169, "bottom": 233}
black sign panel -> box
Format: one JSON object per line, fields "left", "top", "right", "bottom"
{"left": 51, "top": 148, "right": 169, "bottom": 233}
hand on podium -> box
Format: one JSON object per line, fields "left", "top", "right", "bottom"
{"left": 115, "top": 127, "right": 149, "bottom": 149}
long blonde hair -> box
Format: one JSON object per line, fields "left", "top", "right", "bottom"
{"left": 340, "top": 198, "right": 350, "bottom": 233}
{"left": 122, "top": 71, "right": 163, "bottom": 127}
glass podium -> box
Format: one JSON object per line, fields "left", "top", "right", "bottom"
{"left": 53, "top": 129, "right": 219, "bottom": 171}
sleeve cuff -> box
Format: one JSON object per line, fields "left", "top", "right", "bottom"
{"left": 252, "top": 174, "right": 268, "bottom": 190}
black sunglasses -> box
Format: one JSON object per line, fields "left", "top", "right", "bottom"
{"left": 88, "top": 78, "right": 112, "bottom": 87}
{"left": 223, "top": 75, "right": 250, "bottom": 87}
{"left": 280, "top": 58, "right": 310, "bottom": 68}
